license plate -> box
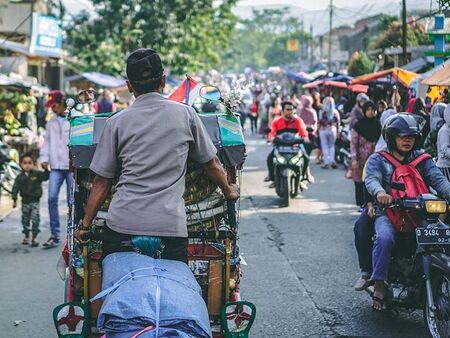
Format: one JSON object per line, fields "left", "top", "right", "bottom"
{"left": 416, "top": 228, "right": 450, "bottom": 245}
{"left": 278, "top": 146, "right": 298, "bottom": 153}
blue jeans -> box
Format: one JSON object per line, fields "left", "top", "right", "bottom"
{"left": 372, "top": 214, "right": 396, "bottom": 281}
{"left": 354, "top": 208, "right": 374, "bottom": 277}
{"left": 48, "top": 170, "right": 73, "bottom": 237}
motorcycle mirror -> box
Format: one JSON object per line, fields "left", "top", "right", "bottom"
{"left": 199, "top": 86, "right": 221, "bottom": 102}
{"left": 77, "top": 88, "right": 97, "bottom": 104}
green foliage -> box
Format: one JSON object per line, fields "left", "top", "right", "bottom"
{"left": 219, "top": 8, "right": 310, "bottom": 72}
{"left": 371, "top": 20, "right": 430, "bottom": 50}
{"left": 347, "top": 51, "right": 374, "bottom": 77}
{"left": 65, "top": 0, "right": 237, "bottom": 76}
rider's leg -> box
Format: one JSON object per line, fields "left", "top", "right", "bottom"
{"left": 353, "top": 208, "right": 374, "bottom": 289}
{"left": 266, "top": 148, "right": 275, "bottom": 181}
{"left": 372, "top": 214, "right": 395, "bottom": 281}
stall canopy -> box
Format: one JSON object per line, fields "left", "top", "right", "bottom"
{"left": 351, "top": 68, "right": 419, "bottom": 87}
{"left": 286, "top": 71, "right": 311, "bottom": 84}
{"left": 421, "top": 64, "right": 450, "bottom": 86}
{"left": 323, "top": 81, "right": 348, "bottom": 89}
{"left": 66, "top": 72, "right": 126, "bottom": 88}
{"left": 348, "top": 84, "right": 369, "bottom": 93}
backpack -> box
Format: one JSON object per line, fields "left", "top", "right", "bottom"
{"left": 379, "top": 151, "right": 431, "bottom": 231}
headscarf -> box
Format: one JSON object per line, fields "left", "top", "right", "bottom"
{"left": 430, "top": 103, "right": 447, "bottom": 131}
{"left": 375, "top": 109, "right": 397, "bottom": 151}
{"left": 320, "top": 96, "right": 335, "bottom": 122}
{"left": 412, "top": 97, "right": 426, "bottom": 116}
{"left": 353, "top": 101, "right": 381, "bottom": 143}
{"left": 299, "top": 95, "right": 317, "bottom": 128}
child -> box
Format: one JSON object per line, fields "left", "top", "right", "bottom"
{"left": 11, "top": 153, "right": 49, "bottom": 246}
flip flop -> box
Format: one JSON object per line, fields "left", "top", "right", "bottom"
{"left": 22, "top": 238, "right": 30, "bottom": 245}
{"left": 372, "top": 295, "right": 388, "bottom": 311}
{"left": 31, "top": 239, "right": 39, "bottom": 247}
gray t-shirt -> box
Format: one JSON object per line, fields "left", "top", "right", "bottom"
{"left": 90, "top": 92, "right": 217, "bottom": 237}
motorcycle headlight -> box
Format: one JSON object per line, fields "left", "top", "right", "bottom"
{"left": 276, "top": 156, "right": 286, "bottom": 164}
{"left": 425, "top": 201, "right": 447, "bottom": 214}
{"left": 290, "top": 155, "right": 301, "bottom": 165}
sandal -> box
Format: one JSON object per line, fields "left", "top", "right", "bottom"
{"left": 372, "top": 295, "right": 388, "bottom": 311}
{"left": 22, "top": 237, "right": 30, "bottom": 245}
{"left": 31, "top": 239, "right": 39, "bottom": 247}
{"left": 43, "top": 236, "right": 60, "bottom": 248}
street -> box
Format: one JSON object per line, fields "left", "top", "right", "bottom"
{"left": 0, "top": 134, "right": 427, "bottom": 338}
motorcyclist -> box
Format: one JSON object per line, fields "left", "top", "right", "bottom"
{"left": 265, "top": 100, "right": 309, "bottom": 188}
{"left": 74, "top": 48, "right": 239, "bottom": 262}
{"left": 364, "top": 113, "right": 450, "bottom": 311}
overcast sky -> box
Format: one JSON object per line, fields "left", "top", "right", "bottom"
{"left": 236, "top": 0, "right": 431, "bottom": 11}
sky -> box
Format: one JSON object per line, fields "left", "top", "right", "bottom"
{"left": 235, "top": 0, "right": 433, "bottom": 11}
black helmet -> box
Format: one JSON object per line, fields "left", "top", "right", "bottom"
{"left": 383, "top": 113, "right": 420, "bottom": 150}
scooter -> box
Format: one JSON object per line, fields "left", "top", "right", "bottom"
{"left": 273, "top": 128, "right": 306, "bottom": 207}
{"left": 366, "top": 194, "right": 450, "bottom": 338}
{"left": 335, "top": 126, "right": 351, "bottom": 168}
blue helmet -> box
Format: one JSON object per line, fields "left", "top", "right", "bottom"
{"left": 383, "top": 113, "right": 420, "bottom": 150}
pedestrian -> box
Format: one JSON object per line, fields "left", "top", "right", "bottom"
{"left": 424, "top": 102, "right": 446, "bottom": 159}
{"left": 437, "top": 104, "right": 450, "bottom": 180}
{"left": 249, "top": 99, "right": 259, "bottom": 135}
{"left": 350, "top": 93, "right": 369, "bottom": 129}
{"left": 411, "top": 97, "right": 430, "bottom": 143}
{"left": 351, "top": 101, "right": 381, "bottom": 208}
{"left": 390, "top": 85, "right": 402, "bottom": 112}
{"left": 268, "top": 97, "right": 282, "bottom": 129}
{"left": 94, "top": 89, "right": 117, "bottom": 114}
{"left": 376, "top": 100, "right": 387, "bottom": 118}
{"left": 40, "top": 90, "right": 73, "bottom": 248}
{"left": 299, "top": 95, "right": 318, "bottom": 182}
{"left": 11, "top": 153, "right": 49, "bottom": 247}
{"left": 318, "top": 96, "right": 340, "bottom": 169}
{"left": 311, "top": 91, "right": 323, "bottom": 164}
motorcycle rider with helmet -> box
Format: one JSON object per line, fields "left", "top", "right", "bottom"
{"left": 365, "top": 113, "right": 450, "bottom": 311}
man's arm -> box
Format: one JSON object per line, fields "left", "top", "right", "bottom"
{"left": 268, "top": 119, "right": 278, "bottom": 141}
{"left": 40, "top": 125, "right": 50, "bottom": 170}
{"left": 364, "top": 154, "right": 386, "bottom": 199}
{"left": 75, "top": 175, "right": 113, "bottom": 243}
{"left": 203, "top": 157, "right": 239, "bottom": 200}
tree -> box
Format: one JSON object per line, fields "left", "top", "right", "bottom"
{"left": 219, "top": 8, "right": 310, "bottom": 72}
{"left": 347, "top": 51, "right": 374, "bottom": 77}
{"left": 65, "top": 0, "right": 237, "bottom": 76}
{"left": 371, "top": 19, "right": 430, "bottom": 50}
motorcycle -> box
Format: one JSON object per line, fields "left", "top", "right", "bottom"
{"left": 273, "top": 128, "right": 306, "bottom": 207}
{"left": 0, "top": 139, "right": 21, "bottom": 193}
{"left": 335, "top": 126, "right": 351, "bottom": 168}
{"left": 366, "top": 194, "right": 450, "bottom": 338}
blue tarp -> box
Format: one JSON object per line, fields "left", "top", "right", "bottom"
{"left": 286, "top": 71, "right": 310, "bottom": 84}
{"left": 66, "top": 72, "right": 126, "bottom": 88}
{"left": 96, "top": 252, "right": 212, "bottom": 338}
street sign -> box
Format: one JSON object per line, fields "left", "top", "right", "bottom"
{"left": 29, "top": 13, "right": 62, "bottom": 58}
{"left": 287, "top": 39, "right": 299, "bottom": 52}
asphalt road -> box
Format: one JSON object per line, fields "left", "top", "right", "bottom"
{"left": 0, "top": 134, "right": 428, "bottom": 338}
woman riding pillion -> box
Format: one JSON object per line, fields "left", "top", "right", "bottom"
{"left": 364, "top": 114, "right": 450, "bottom": 311}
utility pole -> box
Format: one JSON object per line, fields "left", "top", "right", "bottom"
{"left": 328, "top": 0, "right": 333, "bottom": 70}
{"left": 402, "top": 0, "right": 408, "bottom": 65}
{"left": 310, "top": 24, "right": 314, "bottom": 69}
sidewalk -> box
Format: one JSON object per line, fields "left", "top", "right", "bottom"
{"left": 0, "top": 183, "right": 68, "bottom": 337}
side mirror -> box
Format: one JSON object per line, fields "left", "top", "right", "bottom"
{"left": 77, "top": 88, "right": 97, "bottom": 104}
{"left": 199, "top": 85, "right": 221, "bottom": 102}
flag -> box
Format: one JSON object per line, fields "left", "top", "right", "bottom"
{"left": 168, "top": 76, "right": 201, "bottom": 106}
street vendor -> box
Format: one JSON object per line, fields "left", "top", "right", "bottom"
{"left": 75, "top": 48, "right": 239, "bottom": 263}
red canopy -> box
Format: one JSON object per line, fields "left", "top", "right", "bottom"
{"left": 348, "top": 84, "right": 369, "bottom": 93}
{"left": 323, "top": 81, "right": 348, "bottom": 89}
{"left": 302, "top": 80, "right": 323, "bottom": 89}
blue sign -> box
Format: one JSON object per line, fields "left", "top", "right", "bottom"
{"left": 29, "top": 13, "right": 62, "bottom": 58}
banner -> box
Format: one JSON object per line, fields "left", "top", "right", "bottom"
{"left": 29, "top": 13, "right": 62, "bottom": 58}
{"left": 287, "top": 39, "right": 299, "bottom": 52}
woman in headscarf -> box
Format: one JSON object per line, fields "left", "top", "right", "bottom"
{"left": 318, "top": 96, "right": 340, "bottom": 169}
{"left": 299, "top": 95, "right": 318, "bottom": 182}
{"left": 424, "top": 102, "right": 447, "bottom": 158}
{"left": 351, "top": 101, "right": 381, "bottom": 208}
{"left": 411, "top": 97, "right": 430, "bottom": 143}
{"left": 437, "top": 104, "right": 450, "bottom": 180}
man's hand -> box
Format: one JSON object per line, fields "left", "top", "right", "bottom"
{"left": 41, "top": 162, "right": 49, "bottom": 171}
{"left": 377, "top": 192, "right": 392, "bottom": 206}
{"left": 223, "top": 183, "right": 240, "bottom": 200}
{"left": 367, "top": 202, "right": 376, "bottom": 219}
{"left": 74, "top": 219, "right": 91, "bottom": 244}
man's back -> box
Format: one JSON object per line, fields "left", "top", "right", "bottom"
{"left": 90, "top": 92, "right": 217, "bottom": 237}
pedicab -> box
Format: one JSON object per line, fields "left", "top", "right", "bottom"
{"left": 52, "top": 86, "right": 256, "bottom": 338}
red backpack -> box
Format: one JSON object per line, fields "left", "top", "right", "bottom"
{"left": 379, "top": 151, "right": 431, "bottom": 231}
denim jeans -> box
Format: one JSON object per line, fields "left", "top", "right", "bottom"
{"left": 354, "top": 207, "right": 374, "bottom": 277}
{"left": 372, "top": 214, "right": 396, "bottom": 281}
{"left": 319, "top": 127, "right": 337, "bottom": 165}
{"left": 48, "top": 169, "right": 73, "bottom": 237}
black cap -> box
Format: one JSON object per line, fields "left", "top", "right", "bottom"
{"left": 126, "top": 48, "right": 164, "bottom": 84}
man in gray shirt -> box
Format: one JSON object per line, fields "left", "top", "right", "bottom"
{"left": 75, "top": 48, "right": 238, "bottom": 262}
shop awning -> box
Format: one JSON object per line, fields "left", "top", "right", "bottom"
{"left": 348, "top": 84, "right": 369, "bottom": 93}
{"left": 323, "top": 81, "right": 348, "bottom": 89}
{"left": 351, "top": 67, "right": 419, "bottom": 87}
{"left": 66, "top": 72, "right": 126, "bottom": 88}
{"left": 421, "top": 64, "right": 450, "bottom": 86}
